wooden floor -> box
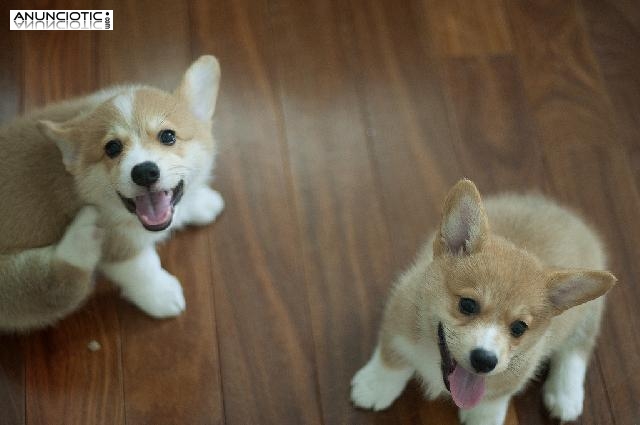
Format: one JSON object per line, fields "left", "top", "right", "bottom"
{"left": 1, "top": 0, "right": 639, "bottom": 424}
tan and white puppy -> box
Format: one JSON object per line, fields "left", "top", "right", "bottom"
{"left": 351, "top": 179, "right": 617, "bottom": 425}
{"left": 0, "top": 56, "right": 223, "bottom": 331}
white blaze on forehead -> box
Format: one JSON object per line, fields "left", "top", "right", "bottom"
{"left": 112, "top": 91, "right": 135, "bottom": 124}
{"left": 147, "top": 115, "right": 165, "bottom": 131}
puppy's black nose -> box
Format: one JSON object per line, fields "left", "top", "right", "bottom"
{"left": 470, "top": 348, "right": 498, "bottom": 373}
{"left": 131, "top": 161, "right": 160, "bottom": 187}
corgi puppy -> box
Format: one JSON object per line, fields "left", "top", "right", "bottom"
{"left": 0, "top": 56, "right": 223, "bottom": 331}
{"left": 351, "top": 179, "right": 617, "bottom": 425}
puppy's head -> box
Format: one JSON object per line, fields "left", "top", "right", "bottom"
{"left": 40, "top": 55, "right": 221, "bottom": 231}
{"left": 428, "top": 179, "right": 616, "bottom": 409}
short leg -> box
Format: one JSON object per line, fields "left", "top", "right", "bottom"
{"left": 459, "top": 396, "right": 510, "bottom": 425}
{"left": 543, "top": 350, "right": 587, "bottom": 421}
{"left": 100, "top": 247, "right": 185, "bottom": 318}
{"left": 351, "top": 345, "right": 414, "bottom": 411}
{"left": 175, "top": 185, "right": 224, "bottom": 227}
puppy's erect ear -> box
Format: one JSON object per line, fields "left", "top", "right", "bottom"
{"left": 175, "top": 55, "right": 221, "bottom": 122}
{"left": 434, "top": 179, "right": 489, "bottom": 256}
{"left": 38, "top": 120, "right": 79, "bottom": 173}
{"left": 546, "top": 270, "right": 617, "bottom": 314}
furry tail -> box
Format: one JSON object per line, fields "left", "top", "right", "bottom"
{"left": 0, "top": 206, "right": 102, "bottom": 332}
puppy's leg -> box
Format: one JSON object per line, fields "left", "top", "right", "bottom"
{"left": 351, "top": 344, "right": 414, "bottom": 411}
{"left": 543, "top": 350, "right": 588, "bottom": 421}
{"left": 458, "top": 396, "right": 510, "bottom": 425}
{"left": 175, "top": 185, "right": 224, "bottom": 227}
{"left": 543, "top": 302, "right": 602, "bottom": 421}
{"left": 100, "top": 247, "right": 185, "bottom": 318}
{"left": 0, "top": 206, "right": 102, "bottom": 330}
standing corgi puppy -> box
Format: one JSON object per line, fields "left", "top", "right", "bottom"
{"left": 351, "top": 179, "right": 617, "bottom": 425}
{"left": 0, "top": 56, "right": 223, "bottom": 331}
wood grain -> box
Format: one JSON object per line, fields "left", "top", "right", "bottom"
{"left": 440, "top": 56, "right": 547, "bottom": 192}
{"left": 581, "top": 0, "right": 640, "bottom": 186}
{"left": 266, "top": 0, "right": 402, "bottom": 423}
{"left": 424, "top": 0, "right": 513, "bottom": 56}
{"left": 1, "top": 0, "right": 639, "bottom": 423}
{"left": 24, "top": 290, "right": 124, "bottom": 425}
{"left": 0, "top": 335, "right": 25, "bottom": 425}
{"left": 339, "top": 0, "right": 462, "bottom": 258}
{"left": 189, "top": 0, "right": 323, "bottom": 423}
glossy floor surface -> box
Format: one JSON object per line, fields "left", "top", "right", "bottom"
{"left": 1, "top": 0, "right": 639, "bottom": 424}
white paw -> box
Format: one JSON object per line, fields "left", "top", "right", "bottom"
{"left": 122, "top": 271, "right": 186, "bottom": 318}
{"left": 55, "top": 206, "right": 103, "bottom": 270}
{"left": 182, "top": 187, "right": 224, "bottom": 226}
{"left": 543, "top": 376, "right": 584, "bottom": 421}
{"left": 350, "top": 350, "right": 412, "bottom": 411}
{"left": 543, "top": 353, "right": 586, "bottom": 421}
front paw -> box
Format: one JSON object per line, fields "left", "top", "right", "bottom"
{"left": 122, "top": 271, "right": 186, "bottom": 318}
{"left": 543, "top": 375, "right": 584, "bottom": 421}
{"left": 350, "top": 352, "right": 412, "bottom": 411}
{"left": 182, "top": 187, "right": 224, "bottom": 226}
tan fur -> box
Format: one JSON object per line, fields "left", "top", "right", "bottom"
{"left": 370, "top": 179, "right": 616, "bottom": 415}
{"left": 0, "top": 56, "right": 221, "bottom": 331}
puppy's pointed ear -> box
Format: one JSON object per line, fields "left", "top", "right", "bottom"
{"left": 38, "top": 120, "right": 79, "bottom": 173}
{"left": 546, "top": 270, "right": 617, "bottom": 314}
{"left": 434, "top": 179, "right": 489, "bottom": 256}
{"left": 175, "top": 55, "right": 221, "bottom": 121}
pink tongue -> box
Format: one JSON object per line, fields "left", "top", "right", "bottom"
{"left": 449, "top": 364, "right": 486, "bottom": 409}
{"left": 134, "top": 191, "right": 172, "bottom": 226}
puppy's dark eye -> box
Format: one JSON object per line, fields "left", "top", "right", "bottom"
{"left": 510, "top": 320, "right": 528, "bottom": 338}
{"left": 459, "top": 298, "right": 479, "bottom": 315}
{"left": 158, "top": 129, "right": 176, "bottom": 146}
{"left": 104, "top": 139, "right": 123, "bottom": 158}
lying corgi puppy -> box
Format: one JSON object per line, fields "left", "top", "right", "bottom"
{"left": 0, "top": 55, "right": 223, "bottom": 331}
{"left": 351, "top": 179, "right": 617, "bottom": 425}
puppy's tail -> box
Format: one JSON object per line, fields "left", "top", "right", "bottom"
{"left": 0, "top": 206, "right": 102, "bottom": 332}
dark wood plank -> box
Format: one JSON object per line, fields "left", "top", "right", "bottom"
{"left": 0, "top": 335, "right": 25, "bottom": 425}
{"left": 266, "top": 0, "right": 425, "bottom": 423}
{"left": 20, "top": 4, "right": 97, "bottom": 108}
{"left": 425, "top": 0, "right": 513, "bottom": 56}
{"left": 506, "top": 0, "right": 615, "bottom": 150}
{"left": 440, "top": 56, "right": 547, "bottom": 192}
{"left": 340, "top": 0, "right": 462, "bottom": 260}
{"left": 507, "top": 1, "right": 640, "bottom": 423}
{"left": 97, "top": 1, "right": 224, "bottom": 423}
{"left": 116, "top": 231, "right": 222, "bottom": 424}
{"left": 581, "top": 0, "right": 640, "bottom": 186}
{"left": 25, "top": 291, "right": 123, "bottom": 425}
{"left": 97, "top": 0, "right": 192, "bottom": 89}
{"left": 189, "top": 0, "right": 323, "bottom": 423}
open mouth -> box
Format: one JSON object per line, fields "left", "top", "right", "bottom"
{"left": 118, "top": 180, "right": 184, "bottom": 231}
{"left": 437, "top": 322, "right": 486, "bottom": 410}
